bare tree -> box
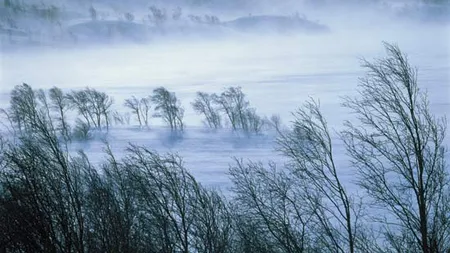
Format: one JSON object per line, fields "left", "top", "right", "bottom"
{"left": 243, "top": 108, "right": 265, "bottom": 134}
{"left": 66, "top": 88, "right": 114, "bottom": 131}
{"left": 214, "top": 86, "right": 264, "bottom": 133}
{"left": 342, "top": 42, "right": 449, "bottom": 253}
{"left": 139, "top": 96, "right": 151, "bottom": 127}
{"left": 192, "top": 92, "right": 222, "bottom": 129}
{"left": 214, "top": 87, "right": 248, "bottom": 131}
{"left": 65, "top": 89, "right": 92, "bottom": 127}
{"left": 124, "top": 96, "right": 152, "bottom": 128}
{"left": 152, "top": 87, "right": 184, "bottom": 131}
{"left": 6, "top": 83, "right": 39, "bottom": 132}
{"left": 0, "top": 84, "right": 87, "bottom": 252}
{"left": 83, "top": 146, "right": 139, "bottom": 253}
{"left": 276, "top": 98, "right": 362, "bottom": 253}
{"left": 120, "top": 145, "right": 233, "bottom": 253}
{"left": 229, "top": 159, "right": 313, "bottom": 253}
{"left": 49, "top": 87, "right": 71, "bottom": 142}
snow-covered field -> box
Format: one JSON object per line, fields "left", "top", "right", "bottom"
{"left": 1, "top": 22, "right": 449, "bottom": 192}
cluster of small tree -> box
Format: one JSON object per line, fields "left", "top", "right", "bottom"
{"left": 0, "top": 85, "right": 188, "bottom": 140}
{"left": 0, "top": 131, "right": 232, "bottom": 252}
{"left": 144, "top": 5, "right": 221, "bottom": 27}
{"left": 0, "top": 43, "right": 449, "bottom": 253}
{"left": 1, "top": 84, "right": 271, "bottom": 138}
{"left": 123, "top": 87, "right": 184, "bottom": 131}
{"left": 0, "top": 85, "right": 114, "bottom": 141}
{"left": 123, "top": 86, "right": 265, "bottom": 133}
{"left": 188, "top": 14, "right": 221, "bottom": 25}
{"left": 124, "top": 95, "right": 151, "bottom": 128}
{"left": 192, "top": 87, "right": 266, "bottom": 133}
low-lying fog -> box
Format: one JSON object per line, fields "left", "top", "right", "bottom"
{"left": 1, "top": 2, "right": 449, "bottom": 189}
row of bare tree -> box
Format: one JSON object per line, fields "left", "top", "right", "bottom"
{"left": 0, "top": 43, "right": 448, "bottom": 252}
{"left": 1, "top": 83, "right": 268, "bottom": 141}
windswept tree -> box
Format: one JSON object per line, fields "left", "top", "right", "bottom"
{"left": 192, "top": 92, "right": 222, "bottom": 129}
{"left": 342, "top": 42, "right": 449, "bottom": 252}
{"left": 229, "top": 159, "right": 314, "bottom": 253}
{"left": 230, "top": 99, "right": 365, "bottom": 253}
{"left": 5, "top": 83, "right": 39, "bottom": 132}
{"left": 119, "top": 145, "right": 232, "bottom": 252}
{"left": 82, "top": 146, "right": 140, "bottom": 252}
{"left": 124, "top": 96, "right": 152, "bottom": 128}
{"left": 276, "top": 99, "right": 362, "bottom": 253}
{"left": 0, "top": 84, "right": 87, "bottom": 252}
{"left": 214, "top": 87, "right": 265, "bottom": 133}
{"left": 48, "top": 87, "right": 71, "bottom": 142}
{"left": 66, "top": 88, "right": 114, "bottom": 131}
{"left": 243, "top": 108, "right": 265, "bottom": 134}
{"left": 215, "top": 87, "right": 248, "bottom": 131}
{"left": 152, "top": 87, "right": 184, "bottom": 131}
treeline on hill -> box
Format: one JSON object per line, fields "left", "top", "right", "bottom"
{"left": 0, "top": 43, "right": 449, "bottom": 253}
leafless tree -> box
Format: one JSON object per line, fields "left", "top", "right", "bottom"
{"left": 66, "top": 88, "right": 114, "bottom": 131}
{"left": 229, "top": 159, "right": 314, "bottom": 253}
{"left": 276, "top": 98, "right": 364, "bottom": 253}
{"left": 229, "top": 98, "right": 372, "bottom": 253}
{"left": 82, "top": 146, "right": 139, "bottom": 253}
{"left": 214, "top": 87, "right": 248, "bottom": 131}
{"left": 6, "top": 83, "right": 40, "bottom": 132}
{"left": 49, "top": 87, "right": 71, "bottom": 142}
{"left": 152, "top": 87, "right": 184, "bottom": 131}
{"left": 124, "top": 96, "right": 152, "bottom": 128}
{"left": 243, "top": 108, "right": 265, "bottom": 134}
{"left": 139, "top": 96, "right": 151, "bottom": 127}
{"left": 214, "top": 86, "right": 265, "bottom": 133}
{"left": 342, "top": 42, "right": 449, "bottom": 253}
{"left": 192, "top": 92, "right": 222, "bottom": 129}
{"left": 190, "top": 184, "right": 233, "bottom": 253}
{"left": 0, "top": 84, "right": 87, "bottom": 252}
{"left": 124, "top": 96, "right": 141, "bottom": 125}
{"left": 120, "top": 145, "right": 233, "bottom": 253}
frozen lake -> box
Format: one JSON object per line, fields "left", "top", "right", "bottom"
{"left": 1, "top": 23, "right": 449, "bottom": 191}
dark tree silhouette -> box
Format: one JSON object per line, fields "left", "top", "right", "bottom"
{"left": 152, "top": 87, "right": 184, "bottom": 131}
{"left": 342, "top": 43, "right": 449, "bottom": 252}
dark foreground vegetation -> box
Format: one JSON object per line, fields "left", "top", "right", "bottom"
{"left": 0, "top": 43, "right": 449, "bottom": 252}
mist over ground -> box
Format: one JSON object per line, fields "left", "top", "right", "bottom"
{"left": 1, "top": 1, "right": 450, "bottom": 252}
{"left": 1, "top": 0, "right": 449, "bottom": 189}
